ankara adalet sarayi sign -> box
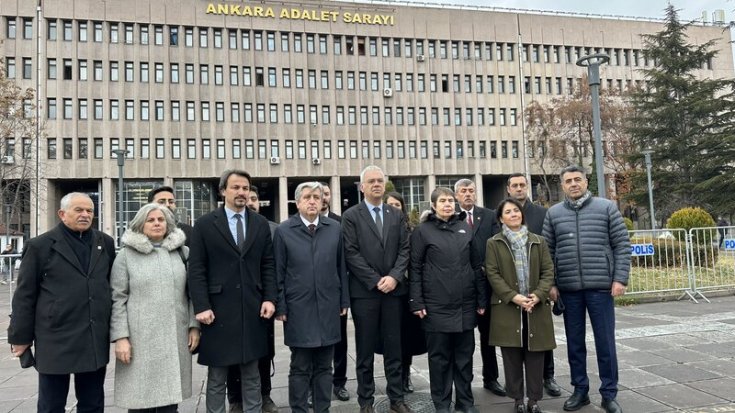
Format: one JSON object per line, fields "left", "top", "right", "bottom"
{"left": 205, "top": 2, "right": 396, "bottom": 26}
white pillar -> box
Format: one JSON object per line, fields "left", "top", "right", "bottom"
{"left": 330, "top": 176, "right": 342, "bottom": 215}
{"left": 474, "top": 173, "right": 484, "bottom": 207}
{"left": 278, "top": 176, "right": 288, "bottom": 223}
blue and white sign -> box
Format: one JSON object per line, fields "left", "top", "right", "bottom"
{"left": 723, "top": 239, "right": 735, "bottom": 250}
{"left": 631, "top": 243, "right": 655, "bottom": 256}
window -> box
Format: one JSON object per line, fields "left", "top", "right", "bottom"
{"left": 110, "top": 61, "right": 119, "bottom": 81}
{"left": 47, "top": 138, "right": 57, "bottom": 159}
{"left": 184, "top": 27, "right": 193, "bottom": 47}
{"left": 46, "top": 58, "right": 56, "bottom": 79}
{"left": 23, "top": 58, "right": 33, "bottom": 79}
{"left": 233, "top": 140, "right": 242, "bottom": 159}
{"left": 155, "top": 138, "right": 164, "bottom": 159}
{"left": 21, "top": 18, "right": 32, "bottom": 40}
{"left": 124, "top": 24, "right": 134, "bottom": 44}
{"left": 63, "top": 98, "right": 72, "bottom": 119}
{"left": 94, "top": 99, "right": 103, "bottom": 119}
{"left": 229, "top": 30, "right": 238, "bottom": 49}
{"left": 140, "top": 138, "right": 150, "bottom": 159}
{"left": 154, "top": 25, "right": 163, "bottom": 45}
{"left": 93, "top": 21, "right": 102, "bottom": 42}
{"left": 199, "top": 27, "right": 208, "bottom": 48}
{"left": 155, "top": 101, "right": 164, "bottom": 120}
{"left": 139, "top": 25, "right": 148, "bottom": 44}
{"left": 172, "top": 139, "right": 181, "bottom": 159}
{"left": 47, "top": 20, "right": 57, "bottom": 40}
{"left": 185, "top": 64, "right": 194, "bottom": 83}
{"left": 216, "top": 139, "right": 225, "bottom": 159}
{"left": 169, "top": 26, "right": 178, "bottom": 46}
{"left": 110, "top": 100, "right": 119, "bottom": 119}
{"left": 139, "top": 62, "right": 148, "bottom": 82}
{"left": 109, "top": 22, "right": 119, "bottom": 43}
{"left": 201, "top": 139, "right": 211, "bottom": 159}
{"left": 125, "top": 100, "right": 134, "bottom": 120}
{"left": 215, "top": 65, "right": 223, "bottom": 85}
{"left": 155, "top": 63, "right": 163, "bottom": 83}
{"left": 141, "top": 101, "right": 149, "bottom": 121}
{"left": 78, "top": 99, "right": 88, "bottom": 119}
{"left": 47, "top": 98, "right": 57, "bottom": 119}
{"left": 200, "top": 64, "right": 209, "bottom": 84}
{"left": 170, "top": 63, "right": 179, "bottom": 83}
{"left": 93, "top": 60, "right": 102, "bottom": 80}
{"left": 93, "top": 138, "right": 104, "bottom": 159}
{"left": 214, "top": 28, "right": 222, "bottom": 48}
{"left": 62, "top": 20, "right": 72, "bottom": 41}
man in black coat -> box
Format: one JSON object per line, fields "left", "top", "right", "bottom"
{"left": 453, "top": 178, "right": 506, "bottom": 397}
{"left": 506, "top": 173, "right": 561, "bottom": 398}
{"left": 188, "top": 170, "right": 278, "bottom": 413}
{"left": 9, "top": 192, "right": 116, "bottom": 412}
{"left": 274, "top": 182, "right": 349, "bottom": 413}
{"left": 319, "top": 181, "right": 350, "bottom": 402}
{"left": 148, "top": 185, "right": 194, "bottom": 247}
{"left": 342, "top": 166, "right": 414, "bottom": 413}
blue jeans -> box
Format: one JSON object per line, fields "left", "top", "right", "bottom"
{"left": 561, "top": 289, "right": 618, "bottom": 400}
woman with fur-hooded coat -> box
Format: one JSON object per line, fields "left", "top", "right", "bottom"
{"left": 110, "top": 204, "right": 200, "bottom": 411}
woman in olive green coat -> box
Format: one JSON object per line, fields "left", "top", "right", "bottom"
{"left": 485, "top": 198, "right": 556, "bottom": 413}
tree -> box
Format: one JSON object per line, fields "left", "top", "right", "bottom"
{"left": 0, "top": 58, "right": 42, "bottom": 239}
{"left": 525, "top": 75, "right": 634, "bottom": 202}
{"left": 627, "top": 5, "right": 735, "bottom": 221}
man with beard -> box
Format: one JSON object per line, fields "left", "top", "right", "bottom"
{"left": 188, "top": 170, "right": 277, "bottom": 413}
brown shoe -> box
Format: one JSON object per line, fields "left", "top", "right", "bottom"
{"left": 390, "top": 401, "right": 415, "bottom": 413}
{"left": 359, "top": 405, "right": 375, "bottom": 413}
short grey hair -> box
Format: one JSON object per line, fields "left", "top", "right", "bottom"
{"left": 360, "top": 165, "right": 387, "bottom": 183}
{"left": 295, "top": 182, "right": 323, "bottom": 201}
{"left": 453, "top": 178, "right": 475, "bottom": 193}
{"left": 60, "top": 192, "right": 93, "bottom": 211}
{"left": 560, "top": 165, "right": 587, "bottom": 180}
{"left": 128, "top": 203, "right": 177, "bottom": 237}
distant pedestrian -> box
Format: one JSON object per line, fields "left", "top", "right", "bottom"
{"left": 1, "top": 243, "right": 16, "bottom": 284}
{"left": 717, "top": 217, "right": 729, "bottom": 248}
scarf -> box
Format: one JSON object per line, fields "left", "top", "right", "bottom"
{"left": 503, "top": 224, "right": 529, "bottom": 296}
{"left": 568, "top": 190, "right": 592, "bottom": 210}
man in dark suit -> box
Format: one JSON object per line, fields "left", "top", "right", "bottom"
{"left": 342, "top": 166, "right": 414, "bottom": 413}
{"left": 274, "top": 182, "right": 349, "bottom": 413}
{"left": 9, "top": 192, "right": 116, "bottom": 412}
{"left": 188, "top": 169, "right": 277, "bottom": 413}
{"left": 453, "top": 178, "right": 506, "bottom": 397}
{"left": 148, "top": 185, "right": 194, "bottom": 246}
{"left": 506, "top": 173, "right": 561, "bottom": 397}
{"left": 319, "top": 181, "right": 350, "bottom": 402}
{"left": 227, "top": 185, "right": 279, "bottom": 413}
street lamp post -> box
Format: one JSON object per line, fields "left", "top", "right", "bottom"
{"left": 577, "top": 53, "right": 610, "bottom": 198}
{"left": 642, "top": 149, "right": 656, "bottom": 230}
{"left": 112, "top": 149, "right": 127, "bottom": 244}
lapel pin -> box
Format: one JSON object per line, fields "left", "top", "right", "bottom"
{"left": 97, "top": 246, "right": 102, "bottom": 250}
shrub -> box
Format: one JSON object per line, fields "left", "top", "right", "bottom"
{"left": 667, "top": 207, "right": 716, "bottom": 245}
{"left": 623, "top": 217, "right": 634, "bottom": 231}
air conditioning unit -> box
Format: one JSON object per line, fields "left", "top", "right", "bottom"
{"left": 713, "top": 9, "right": 725, "bottom": 24}
{"left": 312, "top": 158, "right": 321, "bottom": 165}
{"left": 416, "top": 54, "right": 425, "bottom": 62}
{"left": 269, "top": 156, "right": 281, "bottom": 165}
{"left": 1, "top": 156, "right": 14, "bottom": 165}
{"left": 383, "top": 88, "right": 393, "bottom": 98}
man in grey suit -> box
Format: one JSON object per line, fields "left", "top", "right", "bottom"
{"left": 274, "top": 182, "right": 349, "bottom": 413}
{"left": 342, "top": 166, "right": 414, "bottom": 413}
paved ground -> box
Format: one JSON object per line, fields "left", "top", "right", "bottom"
{"left": 1, "top": 282, "right": 735, "bottom": 412}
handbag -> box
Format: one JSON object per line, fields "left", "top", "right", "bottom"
{"left": 19, "top": 347, "right": 35, "bottom": 369}
{"left": 552, "top": 295, "right": 565, "bottom": 316}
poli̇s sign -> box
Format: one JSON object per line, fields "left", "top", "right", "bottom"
{"left": 631, "top": 244, "right": 654, "bottom": 256}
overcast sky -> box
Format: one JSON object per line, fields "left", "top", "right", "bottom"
{"left": 416, "top": 0, "right": 732, "bottom": 22}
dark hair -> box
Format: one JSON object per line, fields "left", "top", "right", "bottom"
{"left": 384, "top": 191, "right": 407, "bottom": 216}
{"left": 506, "top": 173, "right": 527, "bottom": 187}
{"left": 495, "top": 197, "right": 526, "bottom": 225}
{"left": 218, "top": 169, "right": 252, "bottom": 191}
{"left": 147, "top": 186, "right": 175, "bottom": 203}
{"left": 250, "top": 185, "right": 259, "bottom": 198}
{"left": 318, "top": 181, "right": 329, "bottom": 188}
{"left": 560, "top": 165, "right": 586, "bottom": 180}
{"left": 430, "top": 187, "right": 455, "bottom": 205}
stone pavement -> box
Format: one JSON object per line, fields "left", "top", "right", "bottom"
{"left": 1, "top": 282, "right": 735, "bottom": 412}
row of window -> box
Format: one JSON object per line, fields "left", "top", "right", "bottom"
{"left": 4, "top": 16, "right": 713, "bottom": 70}
{"left": 42, "top": 137, "right": 523, "bottom": 161}
{"left": 45, "top": 98, "right": 522, "bottom": 126}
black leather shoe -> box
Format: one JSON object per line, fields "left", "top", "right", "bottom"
{"left": 563, "top": 392, "right": 590, "bottom": 411}
{"left": 389, "top": 401, "right": 415, "bottom": 413}
{"left": 333, "top": 385, "right": 350, "bottom": 401}
{"left": 601, "top": 398, "right": 623, "bottom": 413}
{"left": 359, "top": 405, "right": 375, "bottom": 413}
{"left": 483, "top": 380, "right": 507, "bottom": 396}
{"left": 544, "top": 378, "right": 562, "bottom": 397}
{"left": 403, "top": 375, "right": 414, "bottom": 393}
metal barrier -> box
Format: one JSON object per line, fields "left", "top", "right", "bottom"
{"left": 687, "top": 226, "right": 735, "bottom": 302}
{"left": 1, "top": 253, "right": 21, "bottom": 304}
{"left": 627, "top": 229, "right": 699, "bottom": 301}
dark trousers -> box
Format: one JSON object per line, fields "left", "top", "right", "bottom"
{"left": 289, "top": 345, "right": 335, "bottom": 413}
{"left": 501, "top": 347, "right": 545, "bottom": 403}
{"left": 352, "top": 295, "right": 404, "bottom": 407}
{"left": 425, "top": 330, "right": 476, "bottom": 411}
{"left": 332, "top": 313, "right": 349, "bottom": 387}
{"left": 38, "top": 366, "right": 106, "bottom": 413}
{"left": 562, "top": 289, "right": 619, "bottom": 400}
{"left": 227, "top": 357, "right": 272, "bottom": 403}
{"left": 129, "top": 405, "right": 177, "bottom": 413}
{"left": 477, "top": 307, "right": 500, "bottom": 383}
{"left": 543, "top": 349, "right": 555, "bottom": 380}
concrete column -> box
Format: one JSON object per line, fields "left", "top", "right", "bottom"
{"left": 101, "top": 178, "right": 115, "bottom": 237}
{"left": 474, "top": 173, "right": 484, "bottom": 207}
{"left": 426, "top": 174, "right": 436, "bottom": 193}
{"left": 278, "top": 176, "right": 288, "bottom": 222}
{"left": 330, "top": 176, "right": 342, "bottom": 215}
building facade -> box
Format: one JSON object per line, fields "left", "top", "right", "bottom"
{"left": 1, "top": 0, "right": 733, "bottom": 238}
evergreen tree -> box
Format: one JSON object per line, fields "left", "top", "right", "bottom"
{"left": 628, "top": 5, "right": 735, "bottom": 219}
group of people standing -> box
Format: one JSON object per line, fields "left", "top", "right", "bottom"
{"left": 7, "top": 164, "right": 630, "bottom": 413}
